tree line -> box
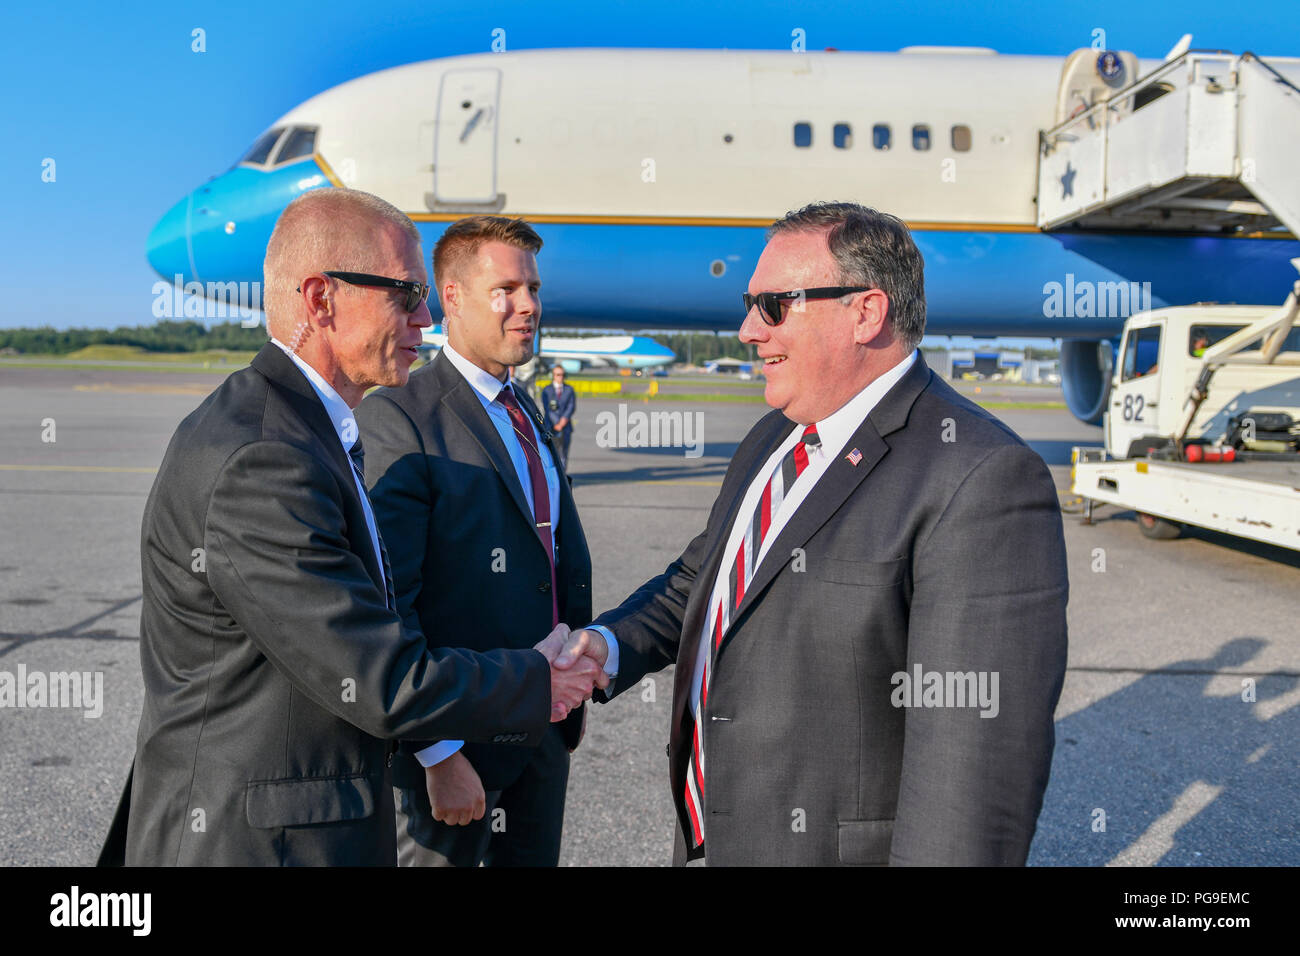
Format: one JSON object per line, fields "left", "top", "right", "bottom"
{"left": 0, "top": 321, "right": 268, "bottom": 355}
{"left": 0, "top": 321, "right": 1061, "bottom": 362}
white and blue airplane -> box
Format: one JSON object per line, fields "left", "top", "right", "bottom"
{"left": 145, "top": 42, "right": 1300, "bottom": 422}
{"left": 419, "top": 325, "right": 675, "bottom": 371}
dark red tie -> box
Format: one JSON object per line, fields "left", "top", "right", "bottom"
{"left": 496, "top": 385, "right": 558, "bottom": 626}
{"left": 683, "top": 424, "right": 820, "bottom": 848}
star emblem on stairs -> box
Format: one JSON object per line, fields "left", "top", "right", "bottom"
{"left": 1060, "top": 162, "right": 1077, "bottom": 199}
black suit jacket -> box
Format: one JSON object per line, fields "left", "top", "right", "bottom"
{"left": 356, "top": 351, "right": 593, "bottom": 791}
{"left": 594, "top": 355, "right": 1069, "bottom": 865}
{"left": 99, "top": 343, "right": 551, "bottom": 866}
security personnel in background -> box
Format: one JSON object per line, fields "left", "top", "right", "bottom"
{"left": 541, "top": 365, "right": 577, "bottom": 467}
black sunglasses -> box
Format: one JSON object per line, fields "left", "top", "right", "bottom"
{"left": 742, "top": 286, "right": 871, "bottom": 326}
{"left": 298, "top": 271, "right": 431, "bottom": 313}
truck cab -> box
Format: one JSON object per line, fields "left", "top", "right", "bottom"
{"left": 1107, "top": 305, "right": 1300, "bottom": 458}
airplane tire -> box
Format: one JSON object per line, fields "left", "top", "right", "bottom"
{"left": 1136, "top": 512, "right": 1182, "bottom": 540}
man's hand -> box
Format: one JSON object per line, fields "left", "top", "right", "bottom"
{"left": 554, "top": 627, "right": 609, "bottom": 674}
{"left": 425, "top": 751, "right": 485, "bottom": 826}
{"left": 535, "top": 623, "right": 606, "bottom": 721}
{"left": 533, "top": 622, "right": 571, "bottom": 662}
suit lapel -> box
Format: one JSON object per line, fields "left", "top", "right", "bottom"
{"left": 668, "top": 411, "right": 792, "bottom": 732}
{"left": 250, "top": 343, "right": 388, "bottom": 593}
{"left": 715, "top": 356, "right": 934, "bottom": 662}
{"left": 251, "top": 344, "right": 353, "bottom": 480}
{"left": 432, "top": 353, "right": 546, "bottom": 556}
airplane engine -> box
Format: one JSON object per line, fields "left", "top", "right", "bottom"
{"left": 1060, "top": 338, "right": 1115, "bottom": 425}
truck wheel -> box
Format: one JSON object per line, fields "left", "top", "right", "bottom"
{"left": 1136, "top": 512, "right": 1182, "bottom": 540}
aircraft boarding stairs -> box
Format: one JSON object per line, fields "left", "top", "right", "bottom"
{"left": 1037, "top": 51, "right": 1300, "bottom": 240}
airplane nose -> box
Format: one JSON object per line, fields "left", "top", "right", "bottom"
{"left": 147, "top": 193, "right": 194, "bottom": 284}
{"left": 147, "top": 159, "right": 335, "bottom": 293}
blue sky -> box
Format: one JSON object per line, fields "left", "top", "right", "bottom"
{"left": 1, "top": 0, "right": 1294, "bottom": 343}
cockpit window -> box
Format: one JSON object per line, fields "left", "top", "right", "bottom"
{"left": 239, "top": 128, "right": 285, "bottom": 166}
{"left": 274, "top": 127, "right": 317, "bottom": 165}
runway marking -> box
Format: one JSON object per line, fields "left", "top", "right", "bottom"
{"left": 74, "top": 384, "right": 212, "bottom": 395}
{"left": 1106, "top": 780, "right": 1223, "bottom": 867}
{"left": 0, "top": 465, "right": 157, "bottom": 474}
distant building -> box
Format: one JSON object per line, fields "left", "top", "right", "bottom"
{"left": 946, "top": 349, "right": 1058, "bottom": 383}
{"left": 704, "top": 357, "right": 754, "bottom": 376}
{"left": 921, "top": 349, "right": 952, "bottom": 378}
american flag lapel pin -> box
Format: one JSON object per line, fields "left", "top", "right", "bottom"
{"left": 846, "top": 447, "right": 863, "bottom": 466}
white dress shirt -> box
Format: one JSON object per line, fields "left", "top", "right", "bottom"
{"left": 591, "top": 349, "right": 919, "bottom": 709}
{"left": 441, "top": 342, "right": 560, "bottom": 535}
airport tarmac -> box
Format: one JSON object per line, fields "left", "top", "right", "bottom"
{"left": 0, "top": 363, "right": 1296, "bottom": 867}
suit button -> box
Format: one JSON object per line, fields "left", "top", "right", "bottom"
{"left": 538, "top": 582, "right": 551, "bottom": 593}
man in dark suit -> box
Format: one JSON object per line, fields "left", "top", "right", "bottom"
{"left": 540, "top": 365, "right": 577, "bottom": 466}
{"left": 98, "top": 190, "right": 601, "bottom": 866}
{"left": 357, "top": 215, "right": 601, "bottom": 866}
{"left": 555, "top": 202, "right": 1069, "bottom": 865}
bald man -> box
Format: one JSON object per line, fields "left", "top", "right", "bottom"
{"left": 97, "top": 189, "right": 603, "bottom": 866}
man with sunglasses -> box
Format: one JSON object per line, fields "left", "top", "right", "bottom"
{"left": 554, "top": 201, "right": 1069, "bottom": 866}
{"left": 356, "top": 215, "right": 603, "bottom": 867}
{"left": 99, "top": 189, "right": 600, "bottom": 866}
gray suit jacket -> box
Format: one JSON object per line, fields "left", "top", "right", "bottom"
{"left": 99, "top": 343, "right": 551, "bottom": 866}
{"left": 356, "top": 352, "right": 593, "bottom": 791}
{"left": 594, "top": 355, "right": 1069, "bottom": 865}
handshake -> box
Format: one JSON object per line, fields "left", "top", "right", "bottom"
{"left": 424, "top": 624, "right": 612, "bottom": 827}
{"left": 534, "top": 624, "right": 609, "bottom": 721}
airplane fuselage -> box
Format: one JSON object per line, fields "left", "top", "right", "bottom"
{"left": 147, "top": 47, "right": 1300, "bottom": 339}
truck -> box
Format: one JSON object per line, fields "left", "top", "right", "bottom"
{"left": 1071, "top": 262, "right": 1300, "bottom": 550}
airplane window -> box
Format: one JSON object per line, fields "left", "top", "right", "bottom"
{"left": 912, "top": 125, "right": 931, "bottom": 151}
{"left": 793, "top": 122, "right": 812, "bottom": 147}
{"left": 872, "top": 124, "right": 891, "bottom": 150}
{"left": 833, "top": 123, "right": 852, "bottom": 149}
{"left": 239, "top": 128, "right": 285, "bottom": 166}
{"left": 274, "top": 127, "right": 317, "bottom": 165}
{"left": 951, "top": 125, "right": 972, "bottom": 152}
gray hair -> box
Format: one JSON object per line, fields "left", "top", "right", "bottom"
{"left": 263, "top": 188, "right": 421, "bottom": 337}
{"left": 768, "top": 202, "right": 926, "bottom": 350}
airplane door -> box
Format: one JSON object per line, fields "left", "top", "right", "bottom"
{"left": 1108, "top": 320, "right": 1164, "bottom": 457}
{"left": 432, "top": 68, "right": 503, "bottom": 209}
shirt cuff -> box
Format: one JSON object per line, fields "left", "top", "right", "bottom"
{"left": 588, "top": 625, "right": 620, "bottom": 677}
{"left": 414, "top": 740, "right": 464, "bottom": 767}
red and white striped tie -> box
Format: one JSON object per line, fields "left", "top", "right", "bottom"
{"left": 683, "top": 424, "right": 820, "bottom": 848}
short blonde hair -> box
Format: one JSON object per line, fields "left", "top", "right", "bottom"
{"left": 263, "top": 189, "right": 421, "bottom": 336}
{"left": 432, "top": 215, "right": 542, "bottom": 307}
